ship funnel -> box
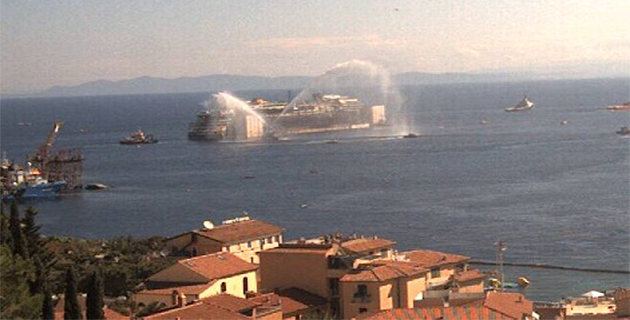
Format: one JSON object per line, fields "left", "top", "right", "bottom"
{"left": 203, "top": 220, "right": 215, "bottom": 230}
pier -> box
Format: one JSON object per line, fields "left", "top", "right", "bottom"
{"left": 470, "top": 260, "right": 629, "bottom": 274}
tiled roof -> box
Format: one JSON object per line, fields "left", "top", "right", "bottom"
{"left": 341, "top": 261, "right": 426, "bottom": 282}
{"left": 360, "top": 306, "right": 514, "bottom": 320}
{"left": 401, "top": 249, "right": 469, "bottom": 268}
{"left": 452, "top": 269, "right": 486, "bottom": 283}
{"left": 201, "top": 293, "right": 258, "bottom": 312}
{"left": 262, "top": 246, "right": 330, "bottom": 254}
{"left": 143, "top": 302, "right": 251, "bottom": 320}
{"left": 192, "top": 220, "right": 283, "bottom": 244}
{"left": 341, "top": 238, "right": 395, "bottom": 254}
{"left": 137, "top": 282, "right": 214, "bottom": 296}
{"left": 276, "top": 287, "right": 328, "bottom": 316}
{"left": 484, "top": 291, "right": 533, "bottom": 320}
{"left": 167, "top": 252, "right": 257, "bottom": 281}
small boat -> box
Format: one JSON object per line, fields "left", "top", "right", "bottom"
{"left": 120, "top": 130, "right": 158, "bottom": 145}
{"left": 403, "top": 133, "right": 419, "bottom": 138}
{"left": 616, "top": 126, "right": 630, "bottom": 135}
{"left": 607, "top": 102, "right": 630, "bottom": 111}
{"left": 85, "top": 183, "right": 108, "bottom": 190}
{"left": 505, "top": 96, "right": 534, "bottom": 112}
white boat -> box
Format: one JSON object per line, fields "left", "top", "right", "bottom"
{"left": 505, "top": 96, "right": 534, "bottom": 112}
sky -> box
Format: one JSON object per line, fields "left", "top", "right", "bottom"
{"left": 1, "top": 0, "right": 629, "bottom": 94}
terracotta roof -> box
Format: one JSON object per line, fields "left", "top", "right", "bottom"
{"left": 276, "top": 287, "right": 328, "bottom": 316}
{"left": 261, "top": 246, "right": 330, "bottom": 254}
{"left": 192, "top": 220, "right": 283, "bottom": 244}
{"left": 341, "top": 238, "right": 395, "bottom": 254}
{"left": 171, "top": 252, "right": 258, "bottom": 281}
{"left": 401, "top": 249, "right": 469, "bottom": 268}
{"left": 54, "top": 305, "right": 127, "bottom": 320}
{"left": 341, "top": 261, "right": 426, "bottom": 282}
{"left": 452, "top": 269, "right": 486, "bottom": 283}
{"left": 137, "top": 282, "right": 214, "bottom": 296}
{"left": 201, "top": 293, "right": 258, "bottom": 312}
{"left": 360, "top": 306, "right": 514, "bottom": 320}
{"left": 484, "top": 291, "right": 533, "bottom": 320}
{"left": 143, "top": 301, "right": 250, "bottom": 320}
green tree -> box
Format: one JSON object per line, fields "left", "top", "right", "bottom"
{"left": 42, "top": 280, "right": 55, "bottom": 320}
{"left": 0, "top": 203, "right": 9, "bottom": 245}
{"left": 85, "top": 269, "right": 104, "bottom": 320}
{"left": 8, "top": 202, "right": 28, "bottom": 258}
{"left": 0, "top": 244, "right": 42, "bottom": 319}
{"left": 64, "top": 266, "right": 82, "bottom": 320}
{"left": 22, "top": 207, "right": 47, "bottom": 258}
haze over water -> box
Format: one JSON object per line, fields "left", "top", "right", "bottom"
{"left": 1, "top": 78, "right": 629, "bottom": 301}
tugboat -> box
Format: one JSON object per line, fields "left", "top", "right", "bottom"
{"left": 505, "top": 95, "right": 534, "bottom": 112}
{"left": 120, "top": 130, "right": 158, "bottom": 144}
{"left": 616, "top": 126, "right": 630, "bottom": 136}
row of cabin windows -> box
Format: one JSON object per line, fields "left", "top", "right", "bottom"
{"left": 219, "top": 277, "right": 249, "bottom": 295}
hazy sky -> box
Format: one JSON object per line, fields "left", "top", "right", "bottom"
{"left": 1, "top": 0, "right": 628, "bottom": 93}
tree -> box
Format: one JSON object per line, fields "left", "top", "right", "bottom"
{"left": 8, "top": 202, "right": 28, "bottom": 258}
{"left": 64, "top": 266, "right": 82, "bottom": 320}
{"left": 86, "top": 269, "right": 104, "bottom": 320}
{"left": 42, "top": 280, "right": 55, "bottom": 320}
{"left": 0, "top": 203, "right": 9, "bottom": 245}
{"left": 0, "top": 244, "right": 42, "bottom": 319}
{"left": 22, "top": 206, "right": 47, "bottom": 258}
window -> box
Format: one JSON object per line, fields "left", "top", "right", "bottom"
{"left": 250, "top": 257, "right": 254, "bottom": 263}
{"left": 268, "top": 236, "right": 273, "bottom": 243}
{"left": 273, "top": 235, "right": 279, "bottom": 243}
{"left": 243, "top": 277, "right": 249, "bottom": 294}
{"left": 328, "top": 257, "right": 343, "bottom": 269}
{"left": 431, "top": 268, "right": 440, "bottom": 278}
{"left": 261, "top": 238, "right": 266, "bottom": 245}
{"left": 359, "top": 308, "right": 368, "bottom": 314}
{"left": 355, "top": 284, "right": 368, "bottom": 298}
{"left": 247, "top": 241, "right": 252, "bottom": 248}
{"left": 380, "top": 249, "right": 388, "bottom": 257}
{"left": 220, "top": 282, "right": 227, "bottom": 293}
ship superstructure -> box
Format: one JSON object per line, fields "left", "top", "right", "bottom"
{"left": 188, "top": 94, "right": 386, "bottom": 141}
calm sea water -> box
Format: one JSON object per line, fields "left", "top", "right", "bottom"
{"left": 1, "top": 78, "right": 629, "bottom": 301}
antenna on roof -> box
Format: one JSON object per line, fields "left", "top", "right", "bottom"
{"left": 203, "top": 220, "right": 215, "bottom": 230}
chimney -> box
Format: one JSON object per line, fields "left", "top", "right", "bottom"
{"left": 177, "top": 292, "right": 186, "bottom": 307}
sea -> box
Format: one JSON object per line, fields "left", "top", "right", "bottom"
{"left": 1, "top": 78, "right": 629, "bottom": 301}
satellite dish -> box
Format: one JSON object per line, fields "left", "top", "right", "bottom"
{"left": 203, "top": 220, "right": 214, "bottom": 230}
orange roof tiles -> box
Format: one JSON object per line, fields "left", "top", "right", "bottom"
{"left": 401, "top": 249, "right": 469, "bottom": 268}
{"left": 341, "top": 238, "right": 395, "bottom": 254}
{"left": 341, "top": 261, "right": 426, "bottom": 282}
{"left": 201, "top": 293, "right": 258, "bottom": 312}
{"left": 192, "top": 220, "right": 283, "bottom": 244}
{"left": 360, "top": 305, "right": 516, "bottom": 320}
{"left": 452, "top": 269, "right": 486, "bottom": 283}
{"left": 276, "top": 287, "right": 328, "bottom": 316}
{"left": 177, "top": 252, "right": 257, "bottom": 280}
{"left": 484, "top": 291, "right": 533, "bottom": 320}
{"left": 144, "top": 301, "right": 251, "bottom": 320}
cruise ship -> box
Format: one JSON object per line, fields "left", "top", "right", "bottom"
{"left": 188, "top": 94, "right": 386, "bottom": 141}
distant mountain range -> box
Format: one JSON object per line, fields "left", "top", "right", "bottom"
{"left": 12, "top": 71, "right": 622, "bottom": 98}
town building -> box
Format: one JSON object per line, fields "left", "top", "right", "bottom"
{"left": 165, "top": 215, "right": 284, "bottom": 263}
{"left": 259, "top": 234, "right": 396, "bottom": 316}
{"left": 361, "top": 291, "right": 536, "bottom": 320}
{"left": 135, "top": 252, "right": 258, "bottom": 307}
{"left": 142, "top": 290, "right": 329, "bottom": 320}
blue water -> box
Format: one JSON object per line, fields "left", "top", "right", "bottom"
{"left": 1, "top": 78, "right": 629, "bottom": 301}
